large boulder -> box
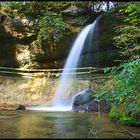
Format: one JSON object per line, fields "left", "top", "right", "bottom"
{"left": 72, "top": 89, "right": 95, "bottom": 112}
{"left": 72, "top": 89, "right": 111, "bottom": 113}
{"left": 73, "top": 89, "right": 94, "bottom": 104}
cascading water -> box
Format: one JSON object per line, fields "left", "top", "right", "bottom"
{"left": 26, "top": 17, "right": 99, "bottom": 111}
{"left": 51, "top": 23, "right": 97, "bottom": 108}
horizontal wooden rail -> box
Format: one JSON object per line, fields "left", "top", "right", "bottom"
{"left": 0, "top": 66, "right": 103, "bottom": 78}
{"left": 0, "top": 66, "right": 103, "bottom": 70}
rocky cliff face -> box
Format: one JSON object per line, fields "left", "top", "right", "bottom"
{"left": 0, "top": 9, "right": 86, "bottom": 68}
{"left": 0, "top": 7, "right": 123, "bottom": 69}
{"left": 0, "top": 11, "right": 36, "bottom": 68}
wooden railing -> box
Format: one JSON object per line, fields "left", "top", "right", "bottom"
{"left": 0, "top": 66, "right": 103, "bottom": 78}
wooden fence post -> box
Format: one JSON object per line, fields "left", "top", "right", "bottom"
{"left": 89, "top": 67, "right": 92, "bottom": 89}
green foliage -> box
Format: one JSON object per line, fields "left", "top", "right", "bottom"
{"left": 114, "top": 2, "right": 140, "bottom": 60}
{"left": 109, "top": 109, "right": 140, "bottom": 126}
{"left": 1, "top": 2, "right": 21, "bottom": 13}
{"left": 103, "top": 66, "right": 118, "bottom": 74}
{"left": 37, "top": 10, "right": 66, "bottom": 46}
{"left": 95, "top": 59, "right": 140, "bottom": 125}
{"left": 0, "top": 2, "right": 72, "bottom": 17}
{"left": 1, "top": 1, "right": 66, "bottom": 46}
{"left": 103, "top": 3, "right": 140, "bottom": 125}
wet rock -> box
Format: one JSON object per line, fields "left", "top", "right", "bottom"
{"left": 72, "top": 89, "right": 111, "bottom": 113}
{"left": 88, "top": 99, "right": 100, "bottom": 112}
{"left": 0, "top": 103, "right": 16, "bottom": 115}
{"left": 88, "top": 99, "right": 111, "bottom": 113}
{"left": 72, "top": 89, "right": 95, "bottom": 112}
{"left": 99, "top": 99, "right": 111, "bottom": 113}
{"left": 73, "top": 89, "right": 95, "bottom": 105}
{"left": 16, "top": 105, "right": 26, "bottom": 110}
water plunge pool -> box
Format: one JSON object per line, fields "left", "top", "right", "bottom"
{"left": 0, "top": 110, "right": 140, "bottom": 138}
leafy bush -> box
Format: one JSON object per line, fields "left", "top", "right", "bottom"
{"left": 113, "top": 2, "right": 140, "bottom": 60}
{"left": 95, "top": 59, "right": 140, "bottom": 125}
{"left": 37, "top": 10, "right": 66, "bottom": 48}
{"left": 94, "top": 2, "right": 140, "bottom": 126}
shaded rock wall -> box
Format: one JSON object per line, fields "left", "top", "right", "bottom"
{"left": 0, "top": 10, "right": 83, "bottom": 68}
{"left": 0, "top": 7, "right": 124, "bottom": 69}
{"left": 78, "top": 13, "right": 123, "bottom": 68}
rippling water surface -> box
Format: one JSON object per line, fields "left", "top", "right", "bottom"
{"left": 0, "top": 111, "right": 140, "bottom": 138}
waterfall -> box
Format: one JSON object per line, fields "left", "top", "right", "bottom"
{"left": 26, "top": 18, "right": 99, "bottom": 111}
{"left": 51, "top": 24, "right": 96, "bottom": 107}
{"left": 50, "top": 20, "right": 98, "bottom": 110}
